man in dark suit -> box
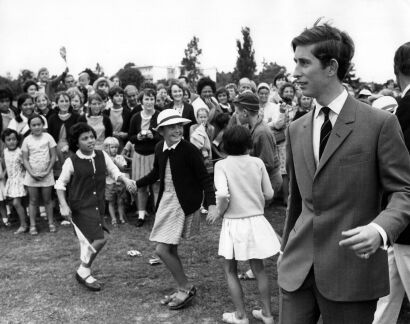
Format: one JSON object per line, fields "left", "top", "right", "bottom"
{"left": 373, "top": 42, "right": 410, "bottom": 324}
{"left": 278, "top": 23, "right": 410, "bottom": 324}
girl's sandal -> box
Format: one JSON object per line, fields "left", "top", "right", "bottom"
{"left": 168, "top": 286, "right": 197, "bottom": 310}
{"left": 160, "top": 291, "right": 177, "bottom": 305}
{"left": 29, "top": 227, "right": 38, "bottom": 236}
{"left": 111, "top": 219, "right": 118, "bottom": 228}
{"left": 49, "top": 224, "right": 57, "bottom": 233}
{"left": 238, "top": 269, "right": 255, "bottom": 280}
{"left": 14, "top": 226, "right": 28, "bottom": 235}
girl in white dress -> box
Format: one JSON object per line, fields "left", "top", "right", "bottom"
{"left": 2, "top": 129, "right": 27, "bottom": 234}
{"left": 210, "top": 125, "right": 281, "bottom": 324}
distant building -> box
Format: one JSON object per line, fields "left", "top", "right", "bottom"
{"left": 135, "top": 65, "right": 217, "bottom": 83}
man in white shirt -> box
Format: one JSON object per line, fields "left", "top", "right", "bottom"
{"left": 278, "top": 22, "right": 410, "bottom": 324}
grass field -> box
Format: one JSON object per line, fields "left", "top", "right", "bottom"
{"left": 0, "top": 203, "right": 409, "bottom": 324}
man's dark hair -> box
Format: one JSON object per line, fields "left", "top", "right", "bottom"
{"left": 292, "top": 21, "right": 355, "bottom": 81}
{"left": 394, "top": 42, "right": 410, "bottom": 76}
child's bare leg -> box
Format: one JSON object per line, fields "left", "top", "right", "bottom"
{"left": 224, "top": 259, "right": 246, "bottom": 318}
{"left": 117, "top": 197, "right": 126, "bottom": 222}
{"left": 152, "top": 182, "right": 160, "bottom": 207}
{"left": 137, "top": 187, "right": 148, "bottom": 219}
{"left": 0, "top": 201, "right": 7, "bottom": 223}
{"left": 13, "top": 198, "right": 27, "bottom": 228}
{"left": 27, "top": 187, "right": 39, "bottom": 228}
{"left": 108, "top": 201, "right": 117, "bottom": 224}
{"left": 41, "top": 186, "right": 54, "bottom": 226}
{"left": 249, "top": 258, "right": 272, "bottom": 317}
{"left": 155, "top": 243, "right": 190, "bottom": 290}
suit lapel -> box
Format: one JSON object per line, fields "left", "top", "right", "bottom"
{"left": 314, "top": 96, "right": 356, "bottom": 177}
{"left": 302, "top": 111, "right": 316, "bottom": 179}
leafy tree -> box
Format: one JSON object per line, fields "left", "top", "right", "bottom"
{"left": 181, "top": 36, "right": 202, "bottom": 88}
{"left": 123, "top": 62, "right": 136, "bottom": 69}
{"left": 257, "top": 60, "right": 286, "bottom": 84}
{"left": 233, "top": 27, "right": 257, "bottom": 81}
{"left": 343, "top": 63, "right": 361, "bottom": 90}
{"left": 116, "top": 66, "right": 144, "bottom": 89}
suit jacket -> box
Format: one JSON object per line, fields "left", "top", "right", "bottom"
{"left": 394, "top": 91, "right": 410, "bottom": 244}
{"left": 278, "top": 95, "right": 410, "bottom": 302}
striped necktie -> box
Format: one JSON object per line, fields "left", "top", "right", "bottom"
{"left": 319, "top": 107, "right": 332, "bottom": 159}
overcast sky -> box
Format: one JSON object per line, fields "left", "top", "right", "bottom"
{"left": 0, "top": 0, "right": 409, "bottom": 83}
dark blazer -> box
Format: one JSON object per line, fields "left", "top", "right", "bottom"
{"left": 78, "top": 114, "right": 113, "bottom": 139}
{"left": 128, "top": 110, "right": 161, "bottom": 155}
{"left": 102, "top": 105, "right": 132, "bottom": 135}
{"left": 136, "top": 139, "right": 216, "bottom": 215}
{"left": 278, "top": 95, "right": 410, "bottom": 302}
{"left": 47, "top": 112, "right": 80, "bottom": 143}
{"left": 394, "top": 91, "right": 410, "bottom": 245}
{"left": 164, "top": 102, "right": 196, "bottom": 140}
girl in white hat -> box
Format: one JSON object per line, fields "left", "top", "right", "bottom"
{"left": 136, "top": 109, "right": 217, "bottom": 310}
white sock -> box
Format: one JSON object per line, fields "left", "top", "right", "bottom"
{"left": 138, "top": 211, "right": 145, "bottom": 219}
{"left": 77, "top": 264, "right": 91, "bottom": 278}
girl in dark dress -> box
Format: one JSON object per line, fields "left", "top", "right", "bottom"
{"left": 55, "top": 123, "right": 135, "bottom": 291}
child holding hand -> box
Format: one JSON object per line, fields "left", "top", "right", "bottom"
{"left": 136, "top": 109, "right": 217, "bottom": 310}
{"left": 103, "top": 137, "right": 128, "bottom": 226}
{"left": 209, "top": 125, "right": 281, "bottom": 324}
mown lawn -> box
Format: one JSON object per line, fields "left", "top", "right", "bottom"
{"left": 0, "top": 203, "right": 409, "bottom": 324}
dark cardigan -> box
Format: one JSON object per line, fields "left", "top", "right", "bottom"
{"left": 128, "top": 110, "right": 161, "bottom": 155}
{"left": 78, "top": 114, "right": 113, "bottom": 139}
{"left": 103, "top": 105, "right": 132, "bottom": 135}
{"left": 136, "top": 139, "right": 216, "bottom": 215}
{"left": 163, "top": 102, "right": 196, "bottom": 140}
{"left": 47, "top": 112, "right": 80, "bottom": 143}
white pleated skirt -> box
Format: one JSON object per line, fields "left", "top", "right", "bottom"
{"left": 218, "top": 215, "right": 281, "bottom": 261}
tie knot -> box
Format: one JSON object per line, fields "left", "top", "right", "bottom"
{"left": 321, "top": 107, "right": 330, "bottom": 116}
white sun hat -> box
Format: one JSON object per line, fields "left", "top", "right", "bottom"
{"left": 154, "top": 109, "right": 191, "bottom": 131}
{"left": 372, "top": 96, "right": 398, "bottom": 113}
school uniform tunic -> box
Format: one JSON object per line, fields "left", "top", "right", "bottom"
{"left": 55, "top": 150, "right": 122, "bottom": 242}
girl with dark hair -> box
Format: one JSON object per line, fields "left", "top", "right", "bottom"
{"left": 164, "top": 81, "right": 196, "bottom": 140}
{"left": 55, "top": 122, "right": 135, "bottom": 292}
{"left": 78, "top": 93, "right": 113, "bottom": 150}
{"left": 0, "top": 86, "right": 17, "bottom": 135}
{"left": 48, "top": 91, "right": 80, "bottom": 177}
{"left": 191, "top": 77, "right": 220, "bottom": 122}
{"left": 21, "top": 115, "right": 57, "bottom": 235}
{"left": 215, "top": 87, "right": 234, "bottom": 115}
{"left": 23, "top": 80, "right": 39, "bottom": 98}
{"left": 9, "top": 94, "right": 48, "bottom": 138}
{"left": 2, "top": 129, "right": 27, "bottom": 234}
{"left": 102, "top": 86, "right": 131, "bottom": 149}
{"left": 211, "top": 125, "right": 280, "bottom": 324}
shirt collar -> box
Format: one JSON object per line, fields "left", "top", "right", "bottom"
{"left": 76, "top": 149, "right": 96, "bottom": 159}
{"left": 402, "top": 84, "right": 410, "bottom": 98}
{"left": 163, "top": 140, "right": 181, "bottom": 152}
{"left": 314, "top": 89, "right": 348, "bottom": 119}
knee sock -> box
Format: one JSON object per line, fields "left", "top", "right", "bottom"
{"left": 138, "top": 211, "right": 145, "bottom": 219}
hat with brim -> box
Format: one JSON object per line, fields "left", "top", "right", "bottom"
{"left": 154, "top": 109, "right": 191, "bottom": 131}
{"left": 233, "top": 90, "right": 260, "bottom": 112}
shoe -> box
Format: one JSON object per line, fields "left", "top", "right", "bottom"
{"left": 160, "top": 291, "right": 178, "bottom": 305}
{"left": 168, "top": 286, "right": 197, "bottom": 310}
{"left": 252, "top": 309, "right": 274, "bottom": 324}
{"left": 75, "top": 272, "right": 101, "bottom": 291}
{"left": 222, "top": 312, "right": 249, "bottom": 324}
{"left": 111, "top": 219, "right": 118, "bottom": 228}
{"left": 136, "top": 218, "right": 145, "bottom": 227}
{"left": 238, "top": 269, "right": 255, "bottom": 280}
{"left": 119, "top": 218, "right": 126, "bottom": 224}
{"left": 49, "top": 224, "right": 57, "bottom": 233}
{"left": 14, "top": 226, "right": 28, "bottom": 235}
{"left": 2, "top": 218, "right": 11, "bottom": 227}
{"left": 29, "top": 227, "right": 38, "bottom": 236}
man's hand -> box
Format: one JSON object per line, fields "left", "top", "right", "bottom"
{"left": 124, "top": 179, "right": 137, "bottom": 194}
{"left": 339, "top": 224, "right": 382, "bottom": 259}
{"left": 206, "top": 205, "right": 219, "bottom": 224}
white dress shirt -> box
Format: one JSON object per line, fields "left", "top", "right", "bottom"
{"left": 162, "top": 140, "right": 181, "bottom": 151}
{"left": 313, "top": 89, "right": 387, "bottom": 248}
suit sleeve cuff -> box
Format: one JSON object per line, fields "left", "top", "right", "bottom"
{"left": 369, "top": 222, "right": 388, "bottom": 250}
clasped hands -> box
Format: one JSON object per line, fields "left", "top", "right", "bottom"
{"left": 339, "top": 224, "right": 382, "bottom": 260}
{"left": 123, "top": 178, "right": 137, "bottom": 194}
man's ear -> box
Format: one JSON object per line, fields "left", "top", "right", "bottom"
{"left": 328, "top": 59, "right": 339, "bottom": 77}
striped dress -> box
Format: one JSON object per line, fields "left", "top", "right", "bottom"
{"left": 149, "top": 160, "right": 200, "bottom": 244}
